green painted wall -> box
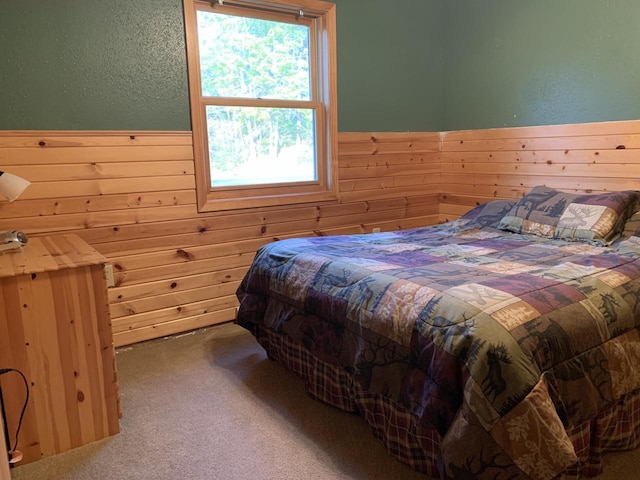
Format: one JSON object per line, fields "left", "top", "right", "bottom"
{"left": 0, "top": 0, "right": 443, "bottom": 132}
{"left": 1, "top": 1, "right": 638, "bottom": 132}
{"left": 0, "top": 0, "right": 191, "bottom": 131}
{"left": 333, "top": 0, "right": 444, "bottom": 131}
{"left": 442, "top": 0, "right": 640, "bottom": 131}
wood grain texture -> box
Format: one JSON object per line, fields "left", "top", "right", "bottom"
{"left": 439, "top": 120, "right": 640, "bottom": 222}
{"left": 3, "top": 123, "right": 638, "bottom": 346}
{"left": 0, "top": 235, "right": 119, "bottom": 465}
{"left": 4, "top": 122, "right": 635, "bottom": 349}
{"left": 0, "top": 131, "right": 440, "bottom": 346}
{"left": 0, "top": 415, "right": 9, "bottom": 479}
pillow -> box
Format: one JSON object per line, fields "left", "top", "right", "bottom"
{"left": 460, "top": 200, "right": 517, "bottom": 228}
{"left": 623, "top": 210, "right": 640, "bottom": 237}
{"left": 498, "top": 185, "right": 640, "bottom": 245}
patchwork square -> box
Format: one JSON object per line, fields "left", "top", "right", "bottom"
{"left": 444, "top": 283, "right": 516, "bottom": 313}
{"left": 373, "top": 280, "right": 439, "bottom": 345}
{"left": 491, "top": 301, "right": 541, "bottom": 331}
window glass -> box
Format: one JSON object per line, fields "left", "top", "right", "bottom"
{"left": 205, "top": 105, "right": 316, "bottom": 187}
{"left": 183, "top": 0, "right": 338, "bottom": 211}
{"left": 197, "top": 11, "right": 311, "bottom": 101}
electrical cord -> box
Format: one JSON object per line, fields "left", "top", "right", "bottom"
{"left": 0, "top": 368, "right": 29, "bottom": 459}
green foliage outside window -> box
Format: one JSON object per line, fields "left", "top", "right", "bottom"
{"left": 197, "top": 11, "right": 316, "bottom": 187}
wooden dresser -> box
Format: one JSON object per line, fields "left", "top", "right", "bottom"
{"left": 0, "top": 414, "right": 9, "bottom": 480}
{"left": 0, "top": 234, "right": 120, "bottom": 466}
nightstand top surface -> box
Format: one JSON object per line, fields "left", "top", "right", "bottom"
{"left": 0, "top": 233, "right": 106, "bottom": 278}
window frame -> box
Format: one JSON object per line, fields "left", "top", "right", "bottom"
{"left": 183, "top": 0, "right": 338, "bottom": 212}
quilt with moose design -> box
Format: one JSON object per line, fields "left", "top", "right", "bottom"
{"left": 236, "top": 203, "right": 640, "bottom": 480}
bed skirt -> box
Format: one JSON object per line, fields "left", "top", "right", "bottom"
{"left": 256, "top": 326, "right": 640, "bottom": 479}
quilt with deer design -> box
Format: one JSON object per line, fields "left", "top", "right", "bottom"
{"left": 236, "top": 210, "right": 640, "bottom": 480}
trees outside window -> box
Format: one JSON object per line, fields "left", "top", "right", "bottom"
{"left": 183, "top": 0, "right": 338, "bottom": 212}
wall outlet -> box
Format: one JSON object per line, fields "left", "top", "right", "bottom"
{"left": 105, "top": 264, "right": 115, "bottom": 288}
{"left": 372, "top": 227, "right": 381, "bottom": 233}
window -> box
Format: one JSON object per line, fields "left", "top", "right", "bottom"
{"left": 183, "top": 0, "right": 338, "bottom": 211}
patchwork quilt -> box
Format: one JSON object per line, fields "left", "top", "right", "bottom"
{"left": 236, "top": 205, "right": 640, "bottom": 480}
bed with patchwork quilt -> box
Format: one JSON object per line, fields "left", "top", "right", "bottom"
{"left": 236, "top": 187, "right": 640, "bottom": 479}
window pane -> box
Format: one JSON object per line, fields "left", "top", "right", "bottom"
{"left": 206, "top": 105, "right": 316, "bottom": 187}
{"left": 197, "top": 11, "right": 311, "bottom": 101}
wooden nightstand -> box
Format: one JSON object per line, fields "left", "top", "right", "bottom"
{"left": 0, "top": 234, "right": 120, "bottom": 465}
{"left": 0, "top": 414, "right": 9, "bottom": 479}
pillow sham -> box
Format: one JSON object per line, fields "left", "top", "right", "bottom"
{"left": 498, "top": 185, "right": 639, "bottom": 245}
{"left": 623, "top": 210, "right": 640, "bottom": 237}
{"left": 461, "top": 200, "right": 517, "bottom": 228}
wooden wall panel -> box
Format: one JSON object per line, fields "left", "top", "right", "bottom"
{"left": 0, "top": 130, "right": 440, "bottom": 346}
{"left": 439, "top": 120, "right": 640, "bottom": 222}
{"left": 338, "top": 133, "right": 440, "bottom": 203}
{"left": 6, "top": 121, "right": 637, "bottom": 347}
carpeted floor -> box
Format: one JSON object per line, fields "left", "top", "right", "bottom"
{"left": 9, "top": 323, "right": 640, "bottom": 480}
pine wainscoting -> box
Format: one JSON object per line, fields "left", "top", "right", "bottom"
{"left": 439, "top": 120, "right": 640, "bottom": 221}
{"left": 1, "top": 121, "right": 638, "bottom": 346}
{"left": 0, "top": 131, "right": 439, "bottom": 346}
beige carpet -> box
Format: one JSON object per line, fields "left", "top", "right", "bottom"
{"left": 9, "top": 323, "right": 640, "bottom": 480}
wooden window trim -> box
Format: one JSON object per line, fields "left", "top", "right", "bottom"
{"left": 183, "top": 0, "right": 339, "bottom": 212}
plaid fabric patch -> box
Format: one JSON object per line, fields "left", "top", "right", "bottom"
{"left": 561, "top": 391, "right": 640, "bottom": 479}
{"left": 258, "top": 327, "right": 640, "bottom": 480}
{"left": 258, "top": 329, "right": 357, "bottom": 412}
{"left": 261, "top": 327, "right": 441, "bottom": 477}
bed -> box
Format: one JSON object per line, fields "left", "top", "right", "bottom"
{"left": 236, "top": 186, "right": 640, "bottom": 480}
